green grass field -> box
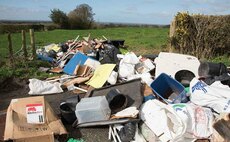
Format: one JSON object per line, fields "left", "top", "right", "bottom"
{"left": 0, "top": 27, "right": 229, "bottom": 79}
{"left": 0, "top": 27, "right": 169, "bottom": 59}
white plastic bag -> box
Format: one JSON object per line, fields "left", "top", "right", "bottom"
{"left": 140, "top": 100, "right": 186, "bottom": 142}
{"left": 119, "top": 52, "right": 139, "bottom": 78}
{"left": 171, "top": 103, "right": 213, "bottom": 139}
{"left": 107, "top": 71, "right": 118, "bottom": 85}
{"left": 190, "top": 78, "right": 230, "bottom": 113}
{"left": 29, "top": 79, "right": 63, "bottom": 95}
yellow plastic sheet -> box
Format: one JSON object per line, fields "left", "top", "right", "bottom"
{"left": 86, "top": 64, "right": 116, "bottom": 88}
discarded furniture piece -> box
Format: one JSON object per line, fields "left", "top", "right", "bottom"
{"left": 150, "top": 73, "right": 188, "bottom": 104}
{"left": 4, "top": 96, "right": 67, "bottom": 142}
{"left": 154, "top": 52, "right": 200, "bottom": 85}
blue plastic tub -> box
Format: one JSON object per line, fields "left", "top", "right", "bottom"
{"left": 150, "top": 73, "right": 188, "bottom": 104}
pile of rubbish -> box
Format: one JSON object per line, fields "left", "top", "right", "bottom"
{"left": 3, "top": 35, "right": 230, "bottom": 142}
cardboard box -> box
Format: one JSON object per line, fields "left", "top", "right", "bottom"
{"left": 4, "top": 96, "right": 67, "bottom": 142}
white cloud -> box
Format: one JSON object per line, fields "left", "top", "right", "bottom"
{"left": 180, "top": 0, "right": 230, "bottom": 14}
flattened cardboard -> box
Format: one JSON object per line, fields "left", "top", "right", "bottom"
{"left": 4, "top": 96, "right": 67, "bottom": 142}
{"left": 62, "top": 75, "right": 92, "bottom": 87}
{"left": 74, "top": 65, "right": 92, "bottom": 77}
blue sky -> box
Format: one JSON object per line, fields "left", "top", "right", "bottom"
{"left": 0, "top": 0, "right": 229, "bottom": 24}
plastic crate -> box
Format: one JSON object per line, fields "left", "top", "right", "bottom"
{"left": 150, "top": 73, "right": 188, "bottom": 104}
{"left": 75, "top": 96, "right": 111, "bottom": 124}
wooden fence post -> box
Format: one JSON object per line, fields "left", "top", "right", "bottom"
{"left": 169, "top": 19, "right": 176, "bottom": 52}
{"left": 8, "top": 33, "right": 14, "bottom": 67}
{"left": 29, "top": 29, "right": 36, "bottom": 60}
{"left": 21, "top": 30, "right": 27, "bottom": 60}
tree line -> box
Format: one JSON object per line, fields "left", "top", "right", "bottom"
{"left": 49, "top": 4, "right": 95, "bottom": 29}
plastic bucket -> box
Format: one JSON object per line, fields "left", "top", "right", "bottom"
{"left": 60, "top": 102, "right": 76, "bottom": 124}
{"left": 106, "top": 89, "right": 127, "bottom": 114}
{"left": 150, "top": 73, "right": 188, "bottom": 104}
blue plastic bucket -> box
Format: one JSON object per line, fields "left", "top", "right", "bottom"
{"left": 150, "top": 73, "right": 188, "bottom": 104}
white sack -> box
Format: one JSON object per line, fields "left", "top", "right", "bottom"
{"left": 171, "top": 103, "right": 213, "bottom": 139}
{"left": 190, "top": 78, "right": 230, "bottom": 113}
{"left": 140, "top": 99, "right": 186, "bottom": 142}
{"left": 119, "top": 52, "right": 139, "bottom": 78}
{"left": 29, "top": 78, "right": 63, "bottom": 95}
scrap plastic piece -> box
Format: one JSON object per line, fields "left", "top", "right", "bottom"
{"left": 63, "top": 52, "right": 88, "bottom": 75}
{"left": 67, "top": 138, "right": 84, "bottom": 142}
{"left": 154, "top": 52, "right": 200, "bottom": 80}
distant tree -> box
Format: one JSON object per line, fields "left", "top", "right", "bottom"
{"left": 68, "top": 4, "right": 95, "bottom": 29}
{"left": 49, "top": 9, "right": 69, "bottom": 29}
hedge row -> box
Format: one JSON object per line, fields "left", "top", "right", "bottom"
{"left": 0, "top": 24, "right": 58, "bottom": 34}
{"left": 170, "top": 12, "right": 230, "bottom": 59}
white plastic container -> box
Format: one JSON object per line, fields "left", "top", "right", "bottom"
{"left": 75, "top": 96, "right": 111, "bottom": 124}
